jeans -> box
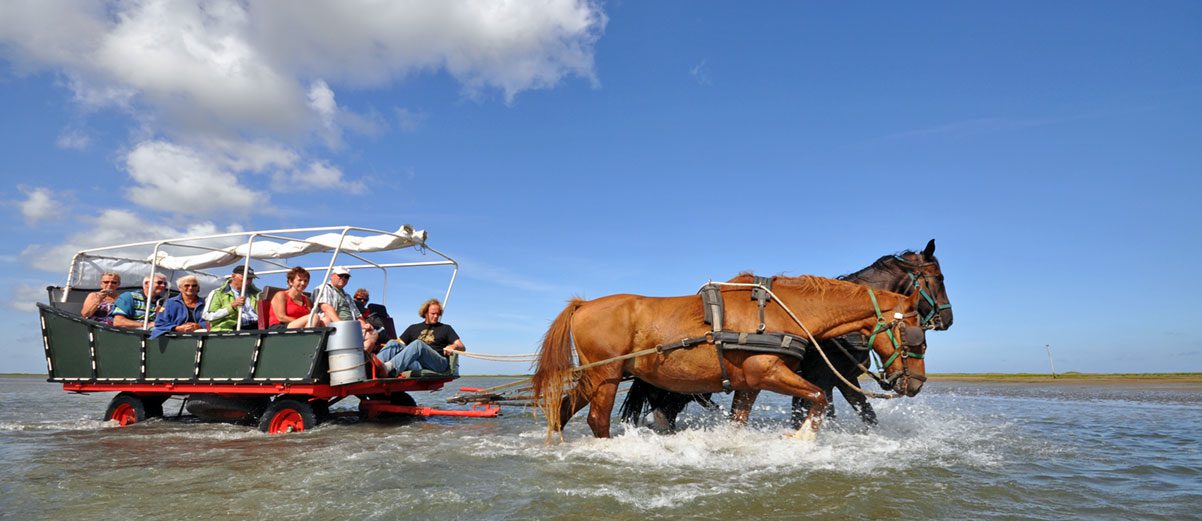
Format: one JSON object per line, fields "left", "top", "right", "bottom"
{"left": 377, "top": 339, "right": 449, "bottom": 375}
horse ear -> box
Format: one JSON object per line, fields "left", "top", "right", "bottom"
{"left": 923, "top": 239, "right": 936, "bottom": 258}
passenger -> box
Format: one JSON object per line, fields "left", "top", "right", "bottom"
{"left": 110, "top": 273, "right": 168, "bottom": 329}
{"left": 151, "top": 275, "right": 207, "bottom": 338}
{"left": 368, "top": 298, "right": 464, "bottom": 376}
{"left": 81, "top": 271, "right": 121, "bottom": 325}
{"left": 313, "top": 266, "right": 366, "bottom": 326}
{"left": 203, "top": 266, "right": 261, "bottom": 331}
{"left": 352, "top": 288, "right": 386, "bottom": 333}
{"left": 267, "top": 267, "right": 320, "bottom": 329}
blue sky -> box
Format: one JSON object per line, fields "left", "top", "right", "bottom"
{"left": 1, "top": 1, "right": 1199, "bottom": 375}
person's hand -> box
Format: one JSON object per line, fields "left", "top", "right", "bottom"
{"left": 232, "top": 296, "right": 246, "bottom": 308}
{"left": 100, "top": 288, "right": 115, "bottom": 297}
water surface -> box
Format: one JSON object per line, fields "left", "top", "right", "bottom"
{"left": 2, "top": 376, "right": 1199, "bottom": 520}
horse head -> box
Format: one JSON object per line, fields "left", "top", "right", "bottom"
{"left": 884, "top": 239, "right": 953, "bottom": 331}
{"left": 865, "top": 291, "right": 928, "bottom": 397}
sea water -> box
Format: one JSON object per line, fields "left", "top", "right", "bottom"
{"left": 1, "top": 375, "right": 1199, "bottom": 520}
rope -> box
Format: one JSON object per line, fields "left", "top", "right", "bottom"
{"left": 455, "top": 351, "right": 539, "bottom": 362}
{"left": 455, "top": 281, "right": 904, "bottom": 404}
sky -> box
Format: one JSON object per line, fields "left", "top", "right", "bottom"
{"left": 1, "top": 1, "right": 1199, "bottom": 376}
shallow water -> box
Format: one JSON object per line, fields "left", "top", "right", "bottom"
{"left": 1, "top": 375, "right": 1199, "bottom": 520}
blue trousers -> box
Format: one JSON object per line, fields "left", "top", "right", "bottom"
{"left": 377, "top": 339, "right": 449, "bottom": 375}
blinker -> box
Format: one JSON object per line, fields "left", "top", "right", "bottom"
{"left": 903, "top": 324, "right": 926, "bottom": 347}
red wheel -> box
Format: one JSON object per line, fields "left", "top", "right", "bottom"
{"left": 103, "top": 393, "right": 150, "bottom": 427}
{"left": 258, "top": 399, "right": 317, "bottom": 434}
{"left": 110, "top": 403, "right": 138, "bottom": 426}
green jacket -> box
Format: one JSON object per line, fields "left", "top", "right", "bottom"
{"left": 203, "top": 280, "right": 261, "bottom": 331}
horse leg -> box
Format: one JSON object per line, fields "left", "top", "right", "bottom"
{"left": 730, "top": 390, "right": 759, "bottom": 424}
{"left": 584, "top": 364, "right": 624, "bottom": 438}
{"left": 556, "top": 384, "right": 592, "bottom": 431}
{"left": 837, "top": 381, "right": 877, "bottom": 425}
{"left": 746, "top": 361, "right": 828, "bottom": 441}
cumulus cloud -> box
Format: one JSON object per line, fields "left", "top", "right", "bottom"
{"left": 124, "top": 141, "right": 266, "bottom": 215}
{"left": 18, "top": 186, "right": 58, "bottom": 224}
{"left": 273, "top": 161, "right": 365, "bottom": 193}
{"left": 0, "top": 0, "right": 605, "bottom": 220}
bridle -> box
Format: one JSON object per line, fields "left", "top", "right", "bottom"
{"left": 892, "top": 254, "right": 953, "bottom": 331}
{"left": 864, "top": 288, "right": 928, "bottom": 392}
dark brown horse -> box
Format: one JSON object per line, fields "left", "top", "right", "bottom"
{"left": 531, "top": 275, "right": 928, "bottom": 440}
{"left": 621, "top": 240, "right": 952, "bottom": 430}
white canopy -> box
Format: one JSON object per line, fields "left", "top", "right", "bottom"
{"left": 66, "top": 225, "right": 430, "bottom": 290}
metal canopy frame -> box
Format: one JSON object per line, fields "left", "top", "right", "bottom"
{"left": 61, "top": 225, "right": 459, "bottom": 330}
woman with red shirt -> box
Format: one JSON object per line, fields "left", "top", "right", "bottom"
{"left": 268, "top": 267, "right": 324, "bottom": 329}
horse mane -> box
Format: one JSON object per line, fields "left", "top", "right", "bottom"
{"left": 835, "top": 249, "right": 921, "bottom": 280}
{"left": 726, "top": 272, "right": 864, "bottom": 299}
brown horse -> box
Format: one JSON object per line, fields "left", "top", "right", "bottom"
{"left": 531, "top": 274, "right": 928, "bottom": 441}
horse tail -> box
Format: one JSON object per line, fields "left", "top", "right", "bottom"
{"left": 532, "top": 298, "right": 585, "bottom": 439}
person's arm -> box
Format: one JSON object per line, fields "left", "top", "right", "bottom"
{"left": 112, "top": 315, "right": 145, "bottom": 328}
{"left": 442, "top": 326, "right": 464, "bottom": 355}
{"left": 200, "top": 289, "right": 231, "bottom": 322}
{"left": 81, "top": 292, "right": 103, "bottom": 318}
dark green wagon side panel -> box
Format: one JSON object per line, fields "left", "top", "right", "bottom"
{"left": 255, "top": 332, "right": 324, "bottom": 380}
{"left": 145, "top": 336, "right": 197, "bottom": 379}
{"left": 42, "top": 312, "right": 92, "bottom": 379}
{"left": 93, "top": 328, "right": 143, "bottom": 379}
{"left": 199, "top": 334, "right": 257, "bottom": 379}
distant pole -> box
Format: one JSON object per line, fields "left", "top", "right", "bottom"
{"left": 1045, "top": 344, "right": 1057, "bottom": 379}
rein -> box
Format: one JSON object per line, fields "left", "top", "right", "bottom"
{"left": 694, "top": 281, "right": 916, "bottom": 400}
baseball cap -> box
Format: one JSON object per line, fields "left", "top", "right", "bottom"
{"left": 332, "top": 266, "right": 351, "bottom": 276}
{"left": 231, "top": 266, "right": 257, "bottom": 278}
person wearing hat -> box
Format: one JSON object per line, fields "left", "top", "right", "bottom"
{"left": 313, "top": 266, "right": 362, "bottom": 324}
{"left": 202, "top": 265, "right": 262, "bottom": 331}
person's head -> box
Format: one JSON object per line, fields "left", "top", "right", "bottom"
{"left": 353, "top": 288, "right": 369, "bottom": 307}
{"left": 230, "top": 265, "right": 256, "bottom": 288}
{"left": 330, "top": 266, "right": 351, "bottom": 288}
{"left": 176, "top": 275, "right": 200, "bottom": 297}
{"left": 143, "top": 273, "right": 168, "bottom": 297}
{"left": 286, "top": 266, "right": 310, "bottom": 289}
{"left": 419, "top": 298, "right": 443, "bottom": 325}
{"left": 99, "top": 272, "right": 121, "bottom": 292}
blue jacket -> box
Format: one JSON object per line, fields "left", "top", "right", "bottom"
{"left": 151, "top": 295, "right": 208, "bottom": 339}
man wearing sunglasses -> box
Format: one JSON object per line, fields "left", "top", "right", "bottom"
{"left": 314, "top": 266, "right": 362, "bottom": 324}
{"left": 111, "top": 273, "right": 169, "bottom": 329}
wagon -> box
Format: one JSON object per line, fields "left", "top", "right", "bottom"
{"left": 38, "top": 225, "right": 499, "bottom": 433}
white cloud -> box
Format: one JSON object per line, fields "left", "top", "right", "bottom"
{"left": 273, "top": 161, "right": 365, "bottom": 194}
{"left": 124, "top": 141, "right": 265, "bottom": 215}
{"left": 55, "top": 127, "right": 91, "bottom": 150}
{"left": 9, "top": 283, "right": 47, "bottom": 312}
{"left": 691, "top": 60, "right": 712, "bottom": 86}
{"left": 18, "top": 186, "right": 58, "bottom": 224}
{"left": 395, "top": 107, "right": 426, "bottom": 133}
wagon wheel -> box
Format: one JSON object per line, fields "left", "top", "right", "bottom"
{"left": 103, "top": 392, "right": 150, "bottom": 426}
{"left": 258, "top": 399, "right": 317, "bottom": 434}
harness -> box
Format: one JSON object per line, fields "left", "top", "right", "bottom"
{"left": 657, "top": 277, "right": 810, "bottom": 393}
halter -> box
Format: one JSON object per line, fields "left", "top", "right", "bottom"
{"left": 865, "top": 288, "right": 927, "bottom": 390}
{"left": 892, "top": 255, "right": 953, "bottom": 330}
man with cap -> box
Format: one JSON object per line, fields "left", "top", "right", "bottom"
{"left": 314, "top": 266, "right": 362, "bottom": 324}
{"left": 202, "top": 265, "right": 262, "bottom": 331}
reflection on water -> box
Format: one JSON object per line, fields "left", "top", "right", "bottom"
{"left": 2, "top": 376, "right": 1200, "bottom": 520}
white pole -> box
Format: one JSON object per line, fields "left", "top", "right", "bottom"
{"left": 1045, "top": 344, "right": 1057, "bottom": 379}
